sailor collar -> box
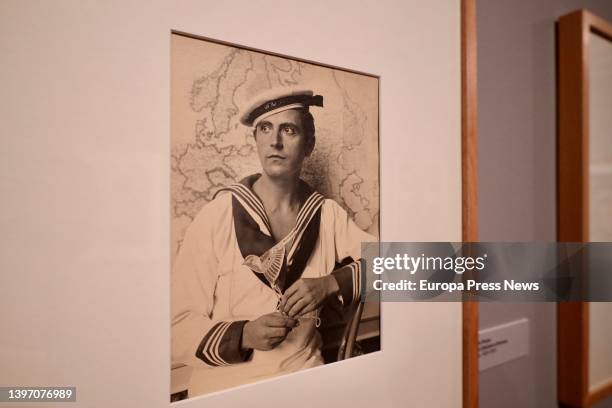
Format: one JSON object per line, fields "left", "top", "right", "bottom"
{"left": 215, "top": 174, "right": 324, "bottom": 293}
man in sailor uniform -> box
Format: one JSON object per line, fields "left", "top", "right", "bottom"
{"left": 171, "top": 87, "right": 373, "bottom": 397}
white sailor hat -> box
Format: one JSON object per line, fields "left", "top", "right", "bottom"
{"left": 239, "top": 87, "right": 324, "bottom": 127}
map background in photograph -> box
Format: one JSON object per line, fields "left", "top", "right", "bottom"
{"left": 171, "top": 33, "right": 379, "bottom": 259}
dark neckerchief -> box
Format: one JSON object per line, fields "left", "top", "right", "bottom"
{"left": 214, "top": 174, "right": 323, "bottom": 292}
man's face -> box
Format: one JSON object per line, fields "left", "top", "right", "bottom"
{"left": 253, "top": 109, "right": 313, "bottom": 179}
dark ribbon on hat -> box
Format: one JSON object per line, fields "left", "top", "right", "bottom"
{"left": 246, "top": 94, "right": 324, "bottom": 125}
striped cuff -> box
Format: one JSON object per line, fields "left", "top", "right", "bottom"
{"left": 195, "top": 320, "right": 252, "bottom": 367}
{"left": 331, "top": 259, "right": 362, "bottom": 306}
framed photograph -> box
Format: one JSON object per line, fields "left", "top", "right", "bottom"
{"left": 170, "top": 32, "right": 381, "bottom": 401}
{"left": 558, "top": 9, "right": 612, "bottom": 408}
{"left": 2, "top": 1, "right": 476, "bottom": 407}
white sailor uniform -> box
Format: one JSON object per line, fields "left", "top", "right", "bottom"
{"left": 171, "top": 174, "right": 372, "bottom": 396}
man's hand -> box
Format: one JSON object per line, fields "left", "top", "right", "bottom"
{"left": 279, "top": 276, "right": 340, "bottom": 318}
{"left": 241, "top": 312, "right": 297, "bottom": 351}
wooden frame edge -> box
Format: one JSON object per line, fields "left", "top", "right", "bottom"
{"left": 462, "top": 0, "right": 479, "bottom": 407}
{"left": 557, "top": 8, "right": 612, "bottom": 408}
{"left": 557, "top": 10, "right": 589, "bottom": 408}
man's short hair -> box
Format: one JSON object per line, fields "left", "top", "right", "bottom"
{"left": 300, "top": 109, "right": 316, "bottom": 146}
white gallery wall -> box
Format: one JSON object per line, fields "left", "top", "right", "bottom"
{"left": 0, "top": 1, "right": 462, "bottom": 407}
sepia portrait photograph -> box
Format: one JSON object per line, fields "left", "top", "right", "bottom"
{"left": 170, "top": 32, "right": 380, "bottom": 402}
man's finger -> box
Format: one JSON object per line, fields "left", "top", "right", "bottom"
{"left": 279, "top": 281, "right": 302, "bottom": 311}
{"left": 287, "top": 297, "right": 309, "bottom": 318}
{"left": 281, "top": 289, "right": 304, "bottom": 315}
{"left": 264, "top": 314, "right": 297, "bottom": 328}
{"left": 268, "top": 337, "right": 286, "bottom": 347}
{"left": 266, "top": 327, "right": 289, "bottom": 338}
{"left": 295, "top": 303, "right": 317, "bottom": 318}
